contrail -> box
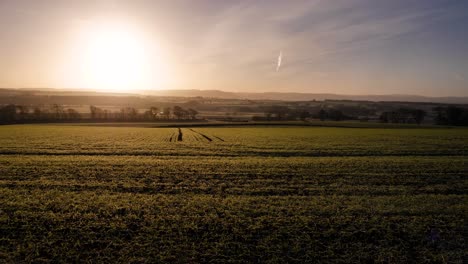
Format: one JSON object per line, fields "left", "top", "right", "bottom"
{"left": 276, "top": 51, "right": 282, "bottom": 72}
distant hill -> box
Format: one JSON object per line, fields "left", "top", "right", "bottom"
{"left": 1, "top": 88, "right": 467, "bottom": 104}
{"left": 143, "top": 89, "right": 468, "bottom": 104}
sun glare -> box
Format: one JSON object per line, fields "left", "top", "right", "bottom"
{"left": 78, "top": 23, "right": 168, "bottom": 92}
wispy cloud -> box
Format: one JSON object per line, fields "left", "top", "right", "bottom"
{"left": 276, "top": 51, "right": 282, "bottom": 72}
{"left": 182, "top": 0, "right": 449, "bottom": 75}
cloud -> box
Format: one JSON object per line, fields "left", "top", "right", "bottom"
{"left": 178, "top": 0, "right": 449, "bottom": 77}
{"left": 276, "top": 51, "right": 282, "bottom": 72}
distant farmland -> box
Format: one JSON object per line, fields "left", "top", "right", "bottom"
{"left": 0, "top": 125, "right": 467, "bottom": 262}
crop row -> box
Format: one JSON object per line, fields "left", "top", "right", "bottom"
{"left": 0, "top": 155, "right": 466, "bottom": 196}
{"left": 0, "top": 126, "right": 467, "bottom": 156}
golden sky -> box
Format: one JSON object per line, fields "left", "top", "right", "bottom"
{"left": 0, "top": 0, "right": 467, "bottom": 96}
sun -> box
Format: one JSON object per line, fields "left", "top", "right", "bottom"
{"left": 86, "top": 29, "right": 146, "bottom": 91}
{"left": 78, "top": 23, "right": 168, "bottom": 92}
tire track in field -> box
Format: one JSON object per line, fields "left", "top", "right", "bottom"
{"left": 177, "top": 128, "right": 183, "bottom": 141}
{"left": 165, "top": 128, "right": 182, "bottom": 142}
{"left": 194, "top": 132, "right": 205, "bottom": 142}
{"left": 165, "top": 132, "right": 175, "bottom": 142}
{"left": 188, "top": 129, "right": 224, "bottom": 142}
{"left": 211, "top": 135, "right": 225, "bottom": 142}
{"left": 191, "top": 133, "right": 201, "bottom": 142}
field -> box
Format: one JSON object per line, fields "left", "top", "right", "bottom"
{"left": 0, "top": 125, "right": 467, "bottom": 262}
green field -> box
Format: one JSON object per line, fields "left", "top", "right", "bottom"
{"left": 0, "top": 125, "right": 467, "bottom": 262}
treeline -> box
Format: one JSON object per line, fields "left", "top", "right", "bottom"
{"left": 433, "top": 106, "right": 468, "bottom": 126}
{"left": 253, "top": 106, "right": 351, "bottom": 121}
{"left": 2, "top": 103, "right": 468, "bottom": 126}
{"left": 89, "top": 105, "right": 198, "bottom": 121}
{"left": 0, "top": 104, "right": 81, "bottom": 123}
{"left": 379, "top": 108, "right": 426, "bottom": 124}
{"left": 379, "top": 106, "right": 468, "bottom": 125}
{"left": 253, "top": 104, "right": 468, "bottom": 125}
{"left": 0, "top": 104, "right": 199, "bottom": 124}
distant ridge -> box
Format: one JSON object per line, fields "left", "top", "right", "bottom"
{"left": 2, "top": 88, "right": 467, "bottom": 104}
{"left": 142, "top": 89, "right": 468, "bottom": 104}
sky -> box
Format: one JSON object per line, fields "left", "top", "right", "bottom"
{"left": 0, "top": 0, "right": 467, "bottom": 96}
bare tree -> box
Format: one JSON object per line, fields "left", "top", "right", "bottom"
{"left": 150, "top": 107, "right": 159, "bottom": 120}
{"left": 66, "top": 109, "right": 81, "bottom": 120}
{"left": 173, "top": 106, "right": 184, "bottom": 120}
{"left": 162, "top": 107, "right": 171, "bottom": 120}
{"left": 188, "top": 108, "right": 198, "bottom": 120}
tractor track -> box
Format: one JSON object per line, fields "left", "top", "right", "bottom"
{"left": 177, "top": 128, "right": 183, "bottom": 141}
{"left": 212, "top": 135, "right": 225, "bottom": 142}
{"left": 165, "top": 128, "right": 224, "bottom": 143}
{"left": 189, "top": 129, "right": 213, "bottom": 142}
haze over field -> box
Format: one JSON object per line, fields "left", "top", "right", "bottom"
{"left": 0, "top": 0, "right": 467, "bottom": 96}
{"left": 3, "top": 87, "right": 468, "bottom": 104}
